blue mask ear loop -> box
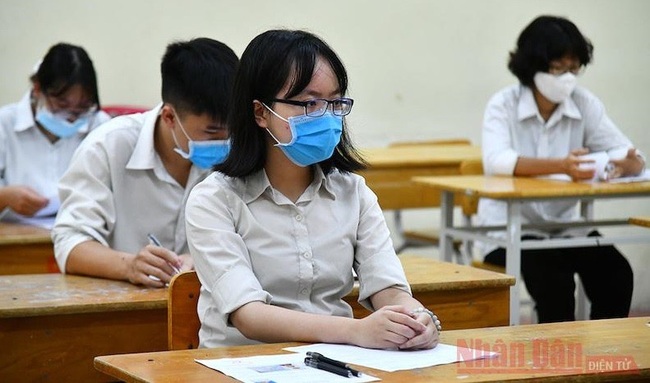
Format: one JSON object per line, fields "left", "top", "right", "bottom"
{"left": 169, "top": 109, "right": 192, "bottom": 159}
{"left": 261, "top": 103, "right": 297, "bottom": 146}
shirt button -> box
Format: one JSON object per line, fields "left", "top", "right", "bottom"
{"left": 300, "top": 288, "right": 308, "bottom": 295}
{"left": 303, "top": 251, "right": 311, "bottom": 259}
{"left": 295, "top": 214, "right": 303, "bottom": 221}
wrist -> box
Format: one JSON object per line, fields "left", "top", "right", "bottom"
{"left": 411, "top": 307, "right": 442, "bottom": 332}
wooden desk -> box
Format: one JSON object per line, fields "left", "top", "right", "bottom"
{"left": 0, "top": 274, "right": 168, "bottom": 382}
{"left": 358, "top": 145, "right": 481, "bottom": 209}
{"left": 0, "top": 256, "right": 511, "bottom": 382}
{"left": 347, "top": 255, "right": 514, "bottom": 329}
{"left": 94, "top": 316, "right": 650, "bottom": 382}
{"left": 629, "top": 216, "right": 650, "bottom": 228}
{"left": 0, "top": 222, "right": 58, "bottom": 274}
{"left": 413, "top": 175, "right": 650, "bottom": 325}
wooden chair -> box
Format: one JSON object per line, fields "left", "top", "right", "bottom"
{"left": 168, "top": 270, "right": 201, "bottom": 350}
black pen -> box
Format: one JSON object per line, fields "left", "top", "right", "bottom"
{"left": 305, "top": 358, "right": 353, "bottom": 378}
{"left": 306, "top": 352, "right": 361, "bottom": 377}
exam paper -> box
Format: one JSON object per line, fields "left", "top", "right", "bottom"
{"left": 283, "top": 343, "right": 498, "bottom": 372}
{"left": 196, "top": 353, "right": 379, "bottom": 383}
{"left": 606, "top": 169, "right": 650, "bottom": 184}
{"left": 0, "top": 196, "right": 60, "bottom": 229}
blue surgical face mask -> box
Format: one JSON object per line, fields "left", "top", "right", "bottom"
{"left": 35, "top": 102, "right": 92, "bottom": 138}
{"left": 171, "top": 112, "right": 230, "bottom": 169}
{"left": 263, "top": 104, "right": 343, "bottom": 167}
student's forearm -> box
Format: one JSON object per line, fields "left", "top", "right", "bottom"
{"left": 65, "top": 240, "right": 134, "bottom": 281}
{"left": 231, "top": 301, "right": 358, "bottom": 344}
{"left": 513, "top": 157, "right": 566, "bottom": 176}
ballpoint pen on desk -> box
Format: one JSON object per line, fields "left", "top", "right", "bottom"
{"left": 305, "top": 352, "right": 362, "bottom": 377}
{"left": 304, "top": 357, "right": 355, "bottom": 378}
{"left": 304, "top": 352, "right": 362, "bottom": 378}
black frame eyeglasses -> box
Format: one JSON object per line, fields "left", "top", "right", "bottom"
{"left": 271, "top": 98, "right": 354, "bottom": 117}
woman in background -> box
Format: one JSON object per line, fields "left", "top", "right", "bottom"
{"left": 0, "top": 43, "right": 110, "bottom": 225}
{"left": 479, "top": 16, "right": 643, "bottom": 323}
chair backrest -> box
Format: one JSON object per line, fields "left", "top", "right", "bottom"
{"left": 167, "top": 270, "right": 201, "bottom": 350}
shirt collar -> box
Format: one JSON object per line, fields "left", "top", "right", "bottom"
{"left": 126, "top": 103, "right": 164, "bottom": 170}
{"left": 517, "top": 85, "right": 582, "bottom": 122}
{"left": 242, "top": 166, "right": 337, "bottom": 204}
{"left": 13, "top": 92, "right": 37, "bottom": 133}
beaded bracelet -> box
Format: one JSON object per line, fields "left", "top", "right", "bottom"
{"left": 412, "top": 307, "right": 442, "bottom": 332}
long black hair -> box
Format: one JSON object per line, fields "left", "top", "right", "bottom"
{"left": 216, "top": 29, "right": 366, "bottom": 177}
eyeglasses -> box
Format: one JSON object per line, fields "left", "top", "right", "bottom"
{"left": 548, "top": 64, "right": 584, "bottom": 76}
{"left": 45, "top": 93, "right": 98, "bottom": 119}
{"left": 271, "top": 98, "right": 354, "bottom": 117}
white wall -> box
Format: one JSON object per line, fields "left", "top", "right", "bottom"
{"left": 1, "top": 0, "right": 648, "bottom": 313}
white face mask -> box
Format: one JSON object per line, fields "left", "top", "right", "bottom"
{"left": 533, "top": 72, "right": 578, "bottom": 104}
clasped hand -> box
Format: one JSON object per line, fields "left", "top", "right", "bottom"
{"left": 354, "top": 305, "right": 439, "bottom": 350}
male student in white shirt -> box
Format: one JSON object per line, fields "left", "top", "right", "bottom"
{"left": 53, "top": 38, "right": 238, "bottom": 287}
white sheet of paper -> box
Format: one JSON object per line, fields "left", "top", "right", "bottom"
{"left": 2, "top": 196, "right": 60, "bottom": 229}
{"left": 578, "top": 151, "right": 610, "bottom": 182}
{"left": 283, "top": 343, "right": 497, "bottom": 372}
{"left": 34, "top": 196, "right": 60, "bottom": 217}
{"left": 607, "top": 169, "right": 650, "bottom": 184}
{"left": 196, "top": 353, "right": 379, "bottom": 383}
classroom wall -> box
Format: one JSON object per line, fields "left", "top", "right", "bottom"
{"left": 1, "top": 0, "right": 649, "bottom": 312}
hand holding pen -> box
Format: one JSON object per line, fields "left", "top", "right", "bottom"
{"left": 304, "top": 352, "right": 361, "bottom": 378}
{"left": 145, "top": 233, "right": 181, "bottom": 284}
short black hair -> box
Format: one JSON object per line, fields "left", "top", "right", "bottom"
{"left": 33, "top": 43, "right": 101, "bottom": 108}
{"left": 508, "top": 15, "right": 593, "bottom": 86}
{"left": 161, "top": 37, "right": 239, "bottom": 122}
{"left": 216, "top": 29, "right": 366, "bottom": 177}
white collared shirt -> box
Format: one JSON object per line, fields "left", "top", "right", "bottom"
{"left": 186, "top": 167, "right": 410, "bottom": 347}
{"left": 478, "top": 84, "right": 637, "bottom": 254}
{"left": 0, "top": 92, "right": 110, "bottom": 222}
{"left": 52, "top": 104, "right": 209, "bottom": 270}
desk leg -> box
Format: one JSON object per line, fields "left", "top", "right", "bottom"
{"left": 440, "top": 191, "right": 455, "bottom": 263}
{"left": 576, "top": 199, "right": 594, "bottom": 320}
{"left": 506, "top": 201, "right": 522, "bottom": 326}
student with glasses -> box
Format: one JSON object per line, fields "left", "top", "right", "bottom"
{"left": 0, "top": 43, "right": 110, "bottom": 225}
{"left": 478, "top": 15, "right": 644, "bottom": 323}
{"left": 52, "top": 38, "right": 238, "bottom": 286}
{"left": 185, "top": 29, "right": 441, "bottom": 350}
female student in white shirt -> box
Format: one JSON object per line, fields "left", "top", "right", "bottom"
{"left": 185, "top": 29, "right": 440, "bottom": 349}
{"left": 0, "top": 43, "right": 109, "bottom": 224}
{"left": 479, "top": 16, "right": 644, "bottom": 323}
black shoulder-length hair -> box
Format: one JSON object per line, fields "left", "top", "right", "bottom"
{"left": 32, "top": 43, "right": 101, "bottom": 108}
{"left": 215, "top": 29, "right": 366, "bottom": 177}
{"left": 508, "top": 15, "right": 594, "bottom": 87}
